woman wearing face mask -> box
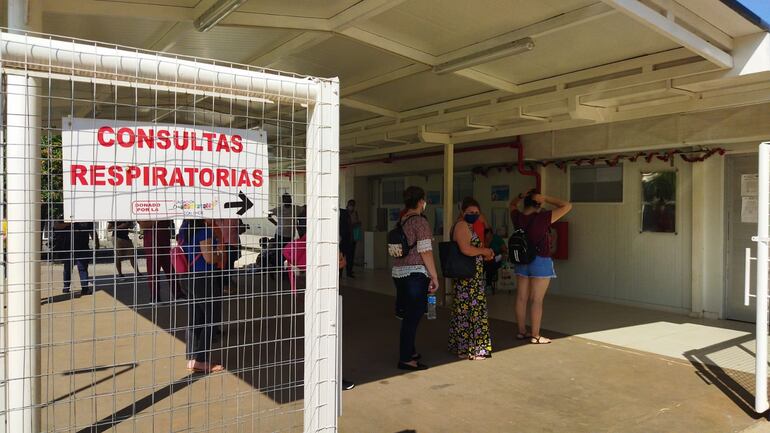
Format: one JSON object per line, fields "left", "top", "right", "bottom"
{"left": 391, "top": 186, "right": 439, "bottom": 371}
{"left": 510, "top": 190, "right": 572, "bottom": 344}
{"left": 448, "top": 197, "right": 496, "bottom": 360}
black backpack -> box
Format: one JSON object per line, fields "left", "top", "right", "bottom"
{"left": 387, "top": 215, "right": 420, "bottom": 258}
{"left": 508, "top": 214, "right": 537, "bottom": 265}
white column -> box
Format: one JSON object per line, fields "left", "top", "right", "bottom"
{"left": 756, "top": 142, "right": 770, "bottom": 414}
{"left": 442, "top": 142, "right": 454, "bottom": 304}
{"left": 6, "top": 2, "right": 42, "bottom": 432}
{"left": 6, "top": 74, "right": 42, "bottom": 433}
{"left": 691, "top": 157, "right": 726, "bottom": 319}
{"left": 304, "top": 78, "right": 340, "bottom": 432}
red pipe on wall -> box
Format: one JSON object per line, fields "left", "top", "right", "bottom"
{"left": 511, "top": 138, "right": 542, "bottom": 192}
{"left": 342, "top": 137, "right": 542, "bottom": 191}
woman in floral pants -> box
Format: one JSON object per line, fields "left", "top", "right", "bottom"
{"left": 448, "top": 197, "right": 495, "bottom": 360}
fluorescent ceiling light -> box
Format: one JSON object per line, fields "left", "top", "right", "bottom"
{"left": 194, "top": 0, "right": 248, "bottom": 32}
{"left": 432, "top": 37, "right": 535, "bottom": 75}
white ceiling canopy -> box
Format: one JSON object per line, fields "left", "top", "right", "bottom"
{"left": 36, "top": 0, "right": 770, "bottom": 158}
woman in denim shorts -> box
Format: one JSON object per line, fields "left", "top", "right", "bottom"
{"left": 509, "top": 191, "right": 572, "bottom": 344}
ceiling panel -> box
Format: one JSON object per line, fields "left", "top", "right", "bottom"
{"left": 350, "top": 71, "right": 493, "bottom": 112}
{"left": 269, "top": 35, "right": 412, "bottom": 83}
{"left": 98, "top": 0, "right": 200, "bottom": 6}
{"left": 239, "top": 0, "right": 360, "bottom": 19}
{"left": 356, "top": 0, "right": 596, "bottom": 56}
{"left": 340, "top": 106, "right": 379, "bottom": 124}
{"left": 474, "top": 14, "right": 679, "bottom": 84}
{"left": 43, "top": 13, "right": 172, "bottom": 49}
{"left": 169, "top": 26, "right": 302, "bottom": 63}
{"left": 676, "top": 0, "right": 764, "bottom": 37}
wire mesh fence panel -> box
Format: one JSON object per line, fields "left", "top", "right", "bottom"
{"left": 0, "top": 30, "right": 339, "bottom": 433}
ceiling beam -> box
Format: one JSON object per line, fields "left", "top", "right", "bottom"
{"left": 344, "top": 75, "right": 770, "bottom": 155}
{"left": 245, "top": 31, "right": 333, "bottom": 67}
{"left": 337, "top": 27, "right": 436, "bottom": 65}
{"left": 419, "top": 126, "right": 452, "bottom": 144}
{"left": 42, "top": 0, "right": 194, "bottom": 21}
{"left": 342, "top": 64, "right": 430, "bottom": 97}
{"left": 580, "top": 81, "right": 671, "bottom": 105}
{"left": 341, "top": 99, "right": 400, "bottom": 118}
{"left": 339, "top": 27, "right": 531, "bottom": 92}
{"left": 241, "top": 0, "right": 410, "bottom": 68}
{"left": 345, "top": 141, "right": 442, "bottom": 160}
{"left": 336, "top": 2, "right": 624, "bottom": 94}
{"left": 568, "top": 96, "right": 613, "bottom": 122}
{"left": 454, "top": 69, "right": 519, "bottom": 93}
{"left": 672, "top": 33, "right": 770, "bottom": 91}
{"left": 220, "top": 12, "right": 330, "bottom": 31}
{"left": 144, "top": 22, "right": 192, "bottom": 52}
{"left": 435, "top": 2, "right": 617, "bottom": 64}
{"left": 342, "top": 48, "right": 699, "bottom": 131}
{"left": 330, "top": 0, "right": 410, "bottom": 31}
{"left": 645, "top": 0, "right": 733, "bottom": 51}
{"left": 343, "top": 59, "right": 717, "bottom": 144}
{"left": 601, "top": 0, "right": 733, "bottom": 69}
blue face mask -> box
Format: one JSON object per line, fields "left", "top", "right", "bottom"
{"left": 464, "top": 214, "right": 480, "bottom": 224}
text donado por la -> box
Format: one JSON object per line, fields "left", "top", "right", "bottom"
{"left": 71, "top": 165, "right": 263, "bottom": 187}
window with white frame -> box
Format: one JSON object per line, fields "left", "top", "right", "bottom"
{"left": 570, "top": 165, "right": 623, "bottom": 203}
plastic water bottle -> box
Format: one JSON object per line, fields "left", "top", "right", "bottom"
{"left": 427, "top": 294, "right": 437, "bottom": 320}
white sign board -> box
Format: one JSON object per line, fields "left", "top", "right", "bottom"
{"left": 63, "top": 117, "right": 269, "bottom": 221}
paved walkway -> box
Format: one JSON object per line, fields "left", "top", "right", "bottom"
{"left": 34, "top": 262, "right": 770, "bottom": 432}
{"left": 339, "top": 269, "right": 770, "bottom": 433}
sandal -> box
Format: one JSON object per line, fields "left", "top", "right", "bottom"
{"left": 530, "top": 336, "right": 551, "bottom": 344}
{"left": 187, "top": 361, "right": 225, "bottom": 373}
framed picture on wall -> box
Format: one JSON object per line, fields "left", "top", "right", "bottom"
{"left": 491, "top": 185, "right": 510, "bottom": 202}
{"left": 641, "top": 171, "right": 676, "bottom": 233}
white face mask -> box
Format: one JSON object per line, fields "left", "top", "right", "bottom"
{"left": 422, "top": 201, "right": 427, "bottom": 212}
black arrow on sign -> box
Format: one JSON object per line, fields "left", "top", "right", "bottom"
{"left": 224, "top": 191, "right": 254, "bottom": 216}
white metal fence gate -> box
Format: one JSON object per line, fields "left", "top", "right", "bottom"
{"left": 0, "top": 31, "right": 339, "bottom": 433}
{"left": 747, "top": 142, "right": 770, "bottom": 414}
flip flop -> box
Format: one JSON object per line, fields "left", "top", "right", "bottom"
{"left": 187, "top": 362, "right": 225, "bottom": 373}
{"left": 530, "top": 336, "right": 551, "bottom": 344}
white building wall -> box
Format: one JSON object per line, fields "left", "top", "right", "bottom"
{"left": 346, "top": 104, "right": 770, "bottom": 315}
{"left": 543, "top": 160, "right": 693, "bottom": 313}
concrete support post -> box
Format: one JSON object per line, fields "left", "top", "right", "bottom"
{"left": 442, "top": 142, "right": 454, "bottom": 304}
{"left": 6, "top": 2, "right": 42, "bottom": 432}
{"left": 691, "top": 157, "right": 725, "bottom": 319}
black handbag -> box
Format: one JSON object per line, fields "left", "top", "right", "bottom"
{"left": 438, "top": 223, "right": 477, "bottom": 279}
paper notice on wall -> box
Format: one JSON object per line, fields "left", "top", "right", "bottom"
{"left": 742, "top": 197, "right": 758, "bottom": 223}
{"left": 742, "top": 174, "right": 758, "bottom": 197}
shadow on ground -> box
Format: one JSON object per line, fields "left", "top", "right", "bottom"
{"left": 338, "top": 285, "right": 565, "bottom": 387}
{"left": 684, "top": 334, "right": 770, "bottom": 419}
